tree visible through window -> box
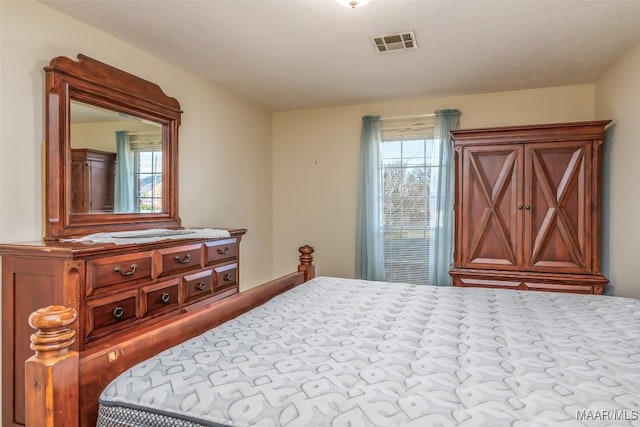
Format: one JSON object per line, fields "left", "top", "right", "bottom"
{"left": 134, "top": 150, "right": 162, "bottom": 212}
{"left": 382, "top": 137, "right": 441, "bottom": 285}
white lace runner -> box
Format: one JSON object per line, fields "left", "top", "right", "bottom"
{"left": 62, "top": 228, "right": 230, "bottom": 245}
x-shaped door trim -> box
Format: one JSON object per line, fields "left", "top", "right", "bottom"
{"left": 527, "top": 146, "right": 586, "bottom": 269}
{"left": 466, "top": 149, "right": 518, "bottom": 265}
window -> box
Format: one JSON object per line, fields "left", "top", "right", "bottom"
{"left": 357, "top": 112, "right": 458, "bottom": 285}
{"left": 134, "top": 150, "right": 162, "bottom": 212}
{"left": 381, "top": 136, "right": 441, "bottom": 285}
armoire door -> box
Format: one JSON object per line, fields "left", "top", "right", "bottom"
{"left": 70, "top": 159, "right": 90, "bottom": 214}
{"left": 524, "top": 141, "right": 592, "bottom": 273}
{"left": 88, "top": 158, "right": 115, "bottom": 213}
{"left": 459, "top": 145, "right": 523, "bottom": 270}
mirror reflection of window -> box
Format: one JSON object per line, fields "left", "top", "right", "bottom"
{"left": 135, "top": 150, "right": 163, "bottom": 213}
{"left": 69, "top": 100, "right": 163, "bottom": 214}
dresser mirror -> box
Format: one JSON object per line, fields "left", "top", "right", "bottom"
{"left": 70, "top": 101, "right": 163, "bottom": 215}
{"left": 44, "top": 54, "right": 183, "bottom": 240}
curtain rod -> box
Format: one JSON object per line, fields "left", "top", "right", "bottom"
{"left": 380, "top": 113, "right": 436, "bottom": 120}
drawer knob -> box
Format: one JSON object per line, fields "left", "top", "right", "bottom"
{"left": 174, "top": 253, "right": 192, "bottom": 264}
{"left": 113, "top": 306, "right": 125, "bottom": 319}
{"left": 161, "top": 293, "right": 171, "bottom": 304}
{"left": 114, "top": 264, "right": 138, "bottom": 276}
{"left": 217, "top": 247, "right": 229, "bottom": 255}
{"left": 196, "top": 282, "right": 207, "bottom": 291}
{"left": 525, "top": 205, "right": 531, "bottom": 210}
{"left": 223, "top": 273, "right": 233, "bottom": 282}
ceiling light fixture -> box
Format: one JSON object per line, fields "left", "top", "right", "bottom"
{"left": 335, "top": 0, "right": 372, "bottom": 8}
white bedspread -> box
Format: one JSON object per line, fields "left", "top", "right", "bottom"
{"left": 99, "top": 277, "right": 640, "bottom": 426}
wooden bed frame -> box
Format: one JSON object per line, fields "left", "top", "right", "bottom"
{"left": 24, "top": 245, "right": 315, "bottom": 427}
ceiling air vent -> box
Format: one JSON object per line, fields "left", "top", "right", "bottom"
{"left": 371, "top": 31, "right": 417, "bottom": 53}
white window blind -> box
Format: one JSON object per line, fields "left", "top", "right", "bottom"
{"left": 381, "top": 129, "right": 440, "bottom": 285}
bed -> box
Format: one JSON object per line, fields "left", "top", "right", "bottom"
{"left": 26, "top": 252, "right": 640, "bottom": 426}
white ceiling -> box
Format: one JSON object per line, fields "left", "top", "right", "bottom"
{"left": 42, "top": 0, "right": 640, "bottom": 111}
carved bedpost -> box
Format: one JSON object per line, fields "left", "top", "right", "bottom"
{"left": 25, "top": 306, "right": 79, "bottom": 427}
{"left": 298, "top": 245, "right": 315, "bottom": 281}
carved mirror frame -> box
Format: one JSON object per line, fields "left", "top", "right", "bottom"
{"left": 44, "top": 54, "right": 182, "bottom": 240}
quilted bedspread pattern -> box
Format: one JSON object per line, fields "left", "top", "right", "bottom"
{"left": 98, "top": 277, "right": 640, "bottom": 426}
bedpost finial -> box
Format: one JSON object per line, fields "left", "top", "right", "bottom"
{"left": 298, "top": 245, "right": 314, "bottom": 264}
{"left": 28, "top": 305, "right": 77, "bottom": 358}
{"left": 298, "top": 245, "right": 315, "bottom": 281}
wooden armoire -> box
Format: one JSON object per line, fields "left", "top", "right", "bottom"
{"left": 449, "top": 120, "right": 610, "bottom": 294}
{"left": 70, "top": 148, "right": 116, "bottom": 213}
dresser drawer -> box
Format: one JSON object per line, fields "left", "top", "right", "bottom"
{"left": 141, "top": 279, "right": 180, "bottom": 317}
{"left": 183, "top": 269, "right": 213, "bottom": 303}
{"left": 156, "top": 243, "right": 203, "bottom": 277}
{"left": 205, "top": 238, "right": 238, "bottom": 265}
{"left": 87, "top": 251, "right": 153, "bottom": 294}
{"left": 214, "top": 263, "right": 238, "bottom": 290}
{"left": 86, "top": 289, "right": 138, "bottom": 341}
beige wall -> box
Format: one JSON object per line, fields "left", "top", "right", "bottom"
{"left": 71, "top": 120, "right": 160, "bottom": 152}
{"left": 595, "top": 40, "right": 640, "bottom": 299}
{"left": 272, "top": 85, "right": 596, "bottom": 279}
{"left": 0, "top": 0, "right": 274, "bottom": 289}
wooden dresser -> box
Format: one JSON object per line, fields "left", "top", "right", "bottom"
{"left": 450, "top": 121, "right": 609, "bottom": 294}
{"left": 1, "top": 229, "right": 245, "bottom": 427}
